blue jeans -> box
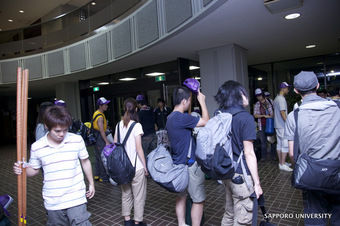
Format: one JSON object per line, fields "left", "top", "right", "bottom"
{"left": 302, "top": 190, "right": 340, "bottom": 226}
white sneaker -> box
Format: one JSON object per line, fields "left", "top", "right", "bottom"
{"left": 279, "top": 164, "right": 293, "bottom": 172}
{"left": 285, "top": 162, "right": 292, "bottom": 167}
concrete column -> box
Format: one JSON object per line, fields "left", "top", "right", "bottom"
{"left": 198, "top": 44, "right": 249, "bottom": 116}
{"left": 55, "top": 82, "right": 81, "bottom": 120}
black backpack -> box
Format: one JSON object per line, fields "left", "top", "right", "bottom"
{"left": 86, "top": 113, "right": 103, "bottom": 146}
{"left": 69, "top": 119, "right": 88, "bottom": 141}
{"left": 107, "top": 122, "right": 137, "bottom": 184}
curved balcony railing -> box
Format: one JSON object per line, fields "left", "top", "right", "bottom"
{"left": 0, "top": 0, "right": 225, "bottom": 85}
{"left": 0, "top": 0, "right": 144, "bottom": 59}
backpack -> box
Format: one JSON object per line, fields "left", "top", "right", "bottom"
{"left": 291, "top": 102, "right": 340, "bottom": 194}
{"left": 86, "top": 113, "right": 103, "bottom": 146}
{"left": 69, "top": 119, "right": 88, "bottom": 142}
{"left": 105, "top": 122, "right": 137, "bottom": 184}
{"left": 195, "top": 110, "right": 251, "bottom": 187}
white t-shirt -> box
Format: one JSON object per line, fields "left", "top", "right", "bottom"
{"left": 115, "top": 120, "right": 144, "bottom": 171}
{"left": 29, "top": 133, "right": 89, "bottom": 210}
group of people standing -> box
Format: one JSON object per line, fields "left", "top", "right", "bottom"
{"left": 12, "top": 71, "right": 339, "bottom": 226}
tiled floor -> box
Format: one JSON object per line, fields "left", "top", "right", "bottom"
{"left": 0, "top": 144, "right": 305, "bottom": 225}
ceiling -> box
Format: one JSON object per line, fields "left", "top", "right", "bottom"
{"left": 0, "top": 0, "right": 91, "bottom": 31}
{"left": 0, "top": 0, "right": 340, "bottom": 98}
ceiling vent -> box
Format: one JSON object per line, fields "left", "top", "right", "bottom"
{"left": 264, "top": 0, "right": 303, "bottom": 14}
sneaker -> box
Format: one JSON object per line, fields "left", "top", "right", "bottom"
{"left": 285, "top": 162, "right": 292, "bottom": 167}
{"left": 279, "top": 164, "right": 293, "bottom": 172}
{"left": 137, "top": 222, "right": 147, "bottom": 226}
{"left": 0, "top": 194, "right": 13, "bottom": 216}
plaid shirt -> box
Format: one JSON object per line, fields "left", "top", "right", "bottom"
{"left": 254, "top": 99, "right": 273, "bottom": 130}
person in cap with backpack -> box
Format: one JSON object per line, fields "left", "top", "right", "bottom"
{"left": 253, "top": 88, "right": 274, "bottom": 162}
{"left": 166, "top": 86, "right": 209, "bottom": 226}
{"left": 92, "top": 97, "right": 111, "bottom": 182}
{"left": 284, "top": 71, "right": 340, "bottom": 226}
{"left": 214, "top": 81, "right": 263, "bottom": 226}
{"left": 113, "top": 98, "right": 148, "bottom": 226}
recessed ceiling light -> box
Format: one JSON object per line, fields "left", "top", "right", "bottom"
{"left": 97, "top": 82, "right": 109, "bottom": 85}
{"left": 194, "top": 77, "right": 201, "bottom": 80}
{"left": 189, "top": 66, "right": 200, "bottom": 70}
{"left": 145, "top": 72, "right": 165, "bottom": 76}
{"left": 119, "top": 77, "right": 136, "bottom": 81}
{"left": 306, "top": 44, "right": 316, "bottom": 49}
{"left": 19, "top": 10, "right": 24, "bottom": 13}
{"left": 285, "top": 13, "right": 300, "bottom": 20}
{"left": 91, "top": 2, "right": 96, "bottom": 5}
{"left": 8, "top": 19, "right": 13, "bottom": 22}
{"left": 258, "top": 77, "right": 263, "bottom": 81}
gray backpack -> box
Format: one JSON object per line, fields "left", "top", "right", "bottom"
{"left": 147, "top": 140, "right": 192, "bottom": 193}
{"left": 195, "top": 111, "right": 250, "bottom": 187}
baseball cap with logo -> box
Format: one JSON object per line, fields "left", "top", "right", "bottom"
{"left": 255, "top": 88, "right": 263, "bottom": 96}
{"left": 54, "top": 99, "right": 66, "bottom": 107}
{"left": 264, "top": 91, "right": 270, "bottom": 97}
{"left": 97, "top": 97, "right": 110, "bottom": 106}
{"left": 279, "top": 82, "right": 291, "bottom": 89}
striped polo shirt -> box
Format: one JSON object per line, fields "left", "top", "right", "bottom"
{"left": 29, "top": 132, "right": 89, "bottom": 210}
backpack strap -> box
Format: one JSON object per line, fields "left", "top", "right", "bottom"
{"left": 293, "top": 108, "right": 300, "bottom": 163}
{"left": 91, "top": 113, "right": 104, "bottom": 140}
{"left": 117, "top": 121, "right": 138, "bottom": 167}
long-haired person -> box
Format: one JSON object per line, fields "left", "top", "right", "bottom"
{"left": 113, "top": 98, "right": 148, "bottom": 226}
{"left": 215, "top": 81, "right": 263, "bottom": 225}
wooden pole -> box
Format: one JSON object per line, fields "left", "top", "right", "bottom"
{"left": 22, "top": 69, "right": 29, "bottom": 225}
{"left": 16, "top": 67, "right": 29, "bottom": 225}
{"left": 16, "top": 67, "right": 23, "bottom": 226}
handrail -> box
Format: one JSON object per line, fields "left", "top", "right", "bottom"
{"left": 0, "top": 0, "right": 144, "bottom": 59}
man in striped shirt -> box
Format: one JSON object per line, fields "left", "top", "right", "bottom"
{"left": 13, "top": 105, "right": 95, "bottom": 225}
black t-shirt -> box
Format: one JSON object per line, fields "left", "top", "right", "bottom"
{"left": 138, "top": 106, "right": 156, "bottom": 137}
{"left": 224, "top": 107, "right": 256, "bottom": 175}
{"left": 154, "top": 107, "right": 171, "bottom": 130}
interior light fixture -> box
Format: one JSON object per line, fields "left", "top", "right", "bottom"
{"left": 306, "top": 44, "right": 316, "bottom": 49}
{"left": 97, "top": 82, "right": 109, "bottom": 85}
{"left": 145, "top": 72, "right": 165, "bottom": 77}
{"left": 327, "top": 72, "right": 340, "bottom": 76}
{"left": 258, "top": 77, "right": 263, "bottom": 81}
{"left": 119, "top": 77, "right": 136, "bottom": 81}
{"left": 194, "top": 77, "right": 201, "bottom": 80}
{"left": 8, "top": 19, "right": 13, "bottom": 22}
{"left": 190, "top": 66, "right": 200, "bottom": 70}
{"left": 285, "top": 13, "right": 300, "bottom": 20}
{"left": 19, "top": 10, "right": 24, "bottom": 13}
{"left": 91, "top": 2, "right": 96, "bottom": 5}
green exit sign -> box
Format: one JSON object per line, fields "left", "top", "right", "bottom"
{"left": 155, "top": 75, "right": 166, "bottom": 82}
{"left": 93, "top": 87, "right": 100, "bottom": 92}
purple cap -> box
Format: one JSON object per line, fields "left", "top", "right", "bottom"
{"left": 183, "top": 78, "right": 200, "bottom": 94}
{"left": 54, "top": 100, "right": 66, "bottom": 107}
{"left": 279, "top": 82, "right": 291, "bottom": 89}
{"left": 136, "top": 95, "right": 145, "bottom": 101}
{"left": 97, "top": 97, "right": 110, "bottom": 106}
